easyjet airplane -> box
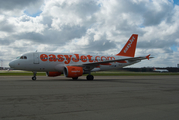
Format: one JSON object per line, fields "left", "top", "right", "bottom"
{"left": 9, "top": 34, "right": 153, "bottom": 80}
{"left": 153, "top": 68, "right": 168, "bottom": 72}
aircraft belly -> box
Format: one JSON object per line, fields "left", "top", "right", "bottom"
{"left": 22, "top": 63, "right": 56, "bottom": 71}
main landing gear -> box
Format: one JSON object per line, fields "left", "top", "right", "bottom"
{"left": 72, "top": 75, "right": 94, "bottom": 80}
{"left": 72, "top": 77, "right": 78, "bottom": 80}
{"left": 86, "top": 75, "right": 94, "bottom": 80}
{"left": 32, "top": 72, "right": 37, "bottom": 81}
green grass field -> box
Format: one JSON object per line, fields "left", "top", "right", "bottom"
{"left": 0, "top": 71, "right": 45, "bottom": 76}
{"left": 1, "top": 70, "right": 179, "bottom": 76}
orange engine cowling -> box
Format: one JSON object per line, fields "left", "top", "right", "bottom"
{"left": 64, "top": 66, "right": 83, "bottom": 78}
{"left": 46, "top": 72, "right": 62, "bottom": 77}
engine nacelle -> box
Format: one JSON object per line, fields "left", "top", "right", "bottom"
{"left": 64, "top": 66, "right": 83, "bottom": 78}
{"left": 46, "top": 71, "right": 62, "bottom": 77}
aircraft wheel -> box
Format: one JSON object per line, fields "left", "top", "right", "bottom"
{"left": 32, "top": 71, "right": 37, "bottom": 81}
{"left": 32, "top": 76, "right": 36, "bottom": 81}
{"left": 86, "top": 75, "right": 94, "bottom": 80}
{"left": 72, "top": 77, "right": 78, "bottom": 80}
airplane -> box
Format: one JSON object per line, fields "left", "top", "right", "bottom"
{"left": 9, "top": 34, "right": 153, "bottom": 81}
{"left": 153, "top": 68, "right": 168, "bottom": 72}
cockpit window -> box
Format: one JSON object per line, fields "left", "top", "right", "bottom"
{"left": 19, "top": 56, "right": 27, "bottom": 59}
{"left": 16, "top": 56, "right": 20, "bottom": 59}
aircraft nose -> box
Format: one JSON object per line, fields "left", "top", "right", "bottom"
{"left": 9, "top": 61, "right": 15, "bottom": 68}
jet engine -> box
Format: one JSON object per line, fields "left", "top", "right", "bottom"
{"left": 64, "top": 66, "right": 83, "bottom": 78}
{"left": 46, "top": 71, "right": 62, "bottom": 77}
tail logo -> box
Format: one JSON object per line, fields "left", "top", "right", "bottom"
{"left": 124, "top": 36, "right": 135, "bottom": 53}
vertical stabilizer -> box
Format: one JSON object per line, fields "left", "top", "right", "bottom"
{"left": 116, "top": 34, "right": 138, "bottom": 57}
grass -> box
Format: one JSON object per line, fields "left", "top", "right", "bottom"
{"left": 0, "top": 72, "right": 46, "bottom": 76}
{"left": 1, "top": 70, "right": 179, "bottom": 76}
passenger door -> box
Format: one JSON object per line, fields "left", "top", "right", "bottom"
{"left": 33, "top": 53, "right": 39, "bottom": 64}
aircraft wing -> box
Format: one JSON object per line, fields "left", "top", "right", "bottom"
{"left": 71, "top": 55, "right": 153, "bottom": 69}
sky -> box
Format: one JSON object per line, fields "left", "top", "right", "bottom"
{"left": 0, "top": 0, "right": 179, "bottom": 67}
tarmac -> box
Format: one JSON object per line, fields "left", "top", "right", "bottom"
{"left": 0, "top": 75, "right": 179, "bottom": 120}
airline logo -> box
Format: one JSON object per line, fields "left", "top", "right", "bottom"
{"left": 116, "top": 34, "right": 137, "bottom": 57}
{"left": 71, "top": 70, "right": 81, "bottom": 73}
{"left": 124, "top": 36, "right": 135, "bottom": 53}
{"left": 40, "top": 54, "right": 115, "bottom": 64}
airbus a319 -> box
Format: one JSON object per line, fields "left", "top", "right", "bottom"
{"left": 9, "top": 34, "right": 153, "bottom": 80}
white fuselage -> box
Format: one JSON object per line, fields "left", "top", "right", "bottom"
{"left": 153, "top": 69, "right": 168, "bottom": 72}
{"left": 9, "top": 52, "right": 140, "bottom": 72}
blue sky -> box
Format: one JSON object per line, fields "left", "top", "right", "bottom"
{"left": 174, "top": 0, "right": 179, "bottom": 4}
{"left": 171, "top": 45, "right": 178, "bottom": 52}
{"left": 24, "top": 10, "right": 42, "bottom": 17}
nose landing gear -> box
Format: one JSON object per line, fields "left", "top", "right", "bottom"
{"left": 32, "top": 72, "right": 37, "bottom": 81}
{"left": 32, "top": 76, "right": 36, "bottom": 80}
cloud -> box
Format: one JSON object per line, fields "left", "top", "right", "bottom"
{"left": 73, "top": 31, "right": 117, "bottom": 53}
{"left": 0, "top": 20, "right": 15, "bottom": 33}
{"left": 0, "top": 15, "right": 15, "bottom": 32}
{"left": 0, "top": 0, "right": 44, "bottom": 16}
{"left": 0, "top": 0, "right": 179, "bottom": 67}
{"left": 14, "top": 25, "right": 86, "bottom": 45}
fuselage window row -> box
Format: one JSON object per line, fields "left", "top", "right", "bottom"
{"left": 40, "top": 57, "right": 102, "bottom": 61}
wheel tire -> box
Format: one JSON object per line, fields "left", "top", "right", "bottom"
{"left": 72, "top": 77, "right": 78, "bottom": 80}
{"left": 32, "top": 76, "right": 36, "bottom": 81}
{"left": 86, "top": 75, "right": 94, "bottom": 80}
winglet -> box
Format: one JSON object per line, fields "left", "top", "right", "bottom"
{"left": 116, "top": 34, "right": 138, "bottom": 57}
{"left": 146, "top": 54, "right": 150, "bottom": 60}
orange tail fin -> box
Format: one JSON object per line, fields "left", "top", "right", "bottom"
{"left": 116, "top": 34, "right": 138, "bottom": 57}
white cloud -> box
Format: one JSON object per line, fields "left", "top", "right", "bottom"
{"left": 0, "top": 0, "right": 179, "bottom": 67}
